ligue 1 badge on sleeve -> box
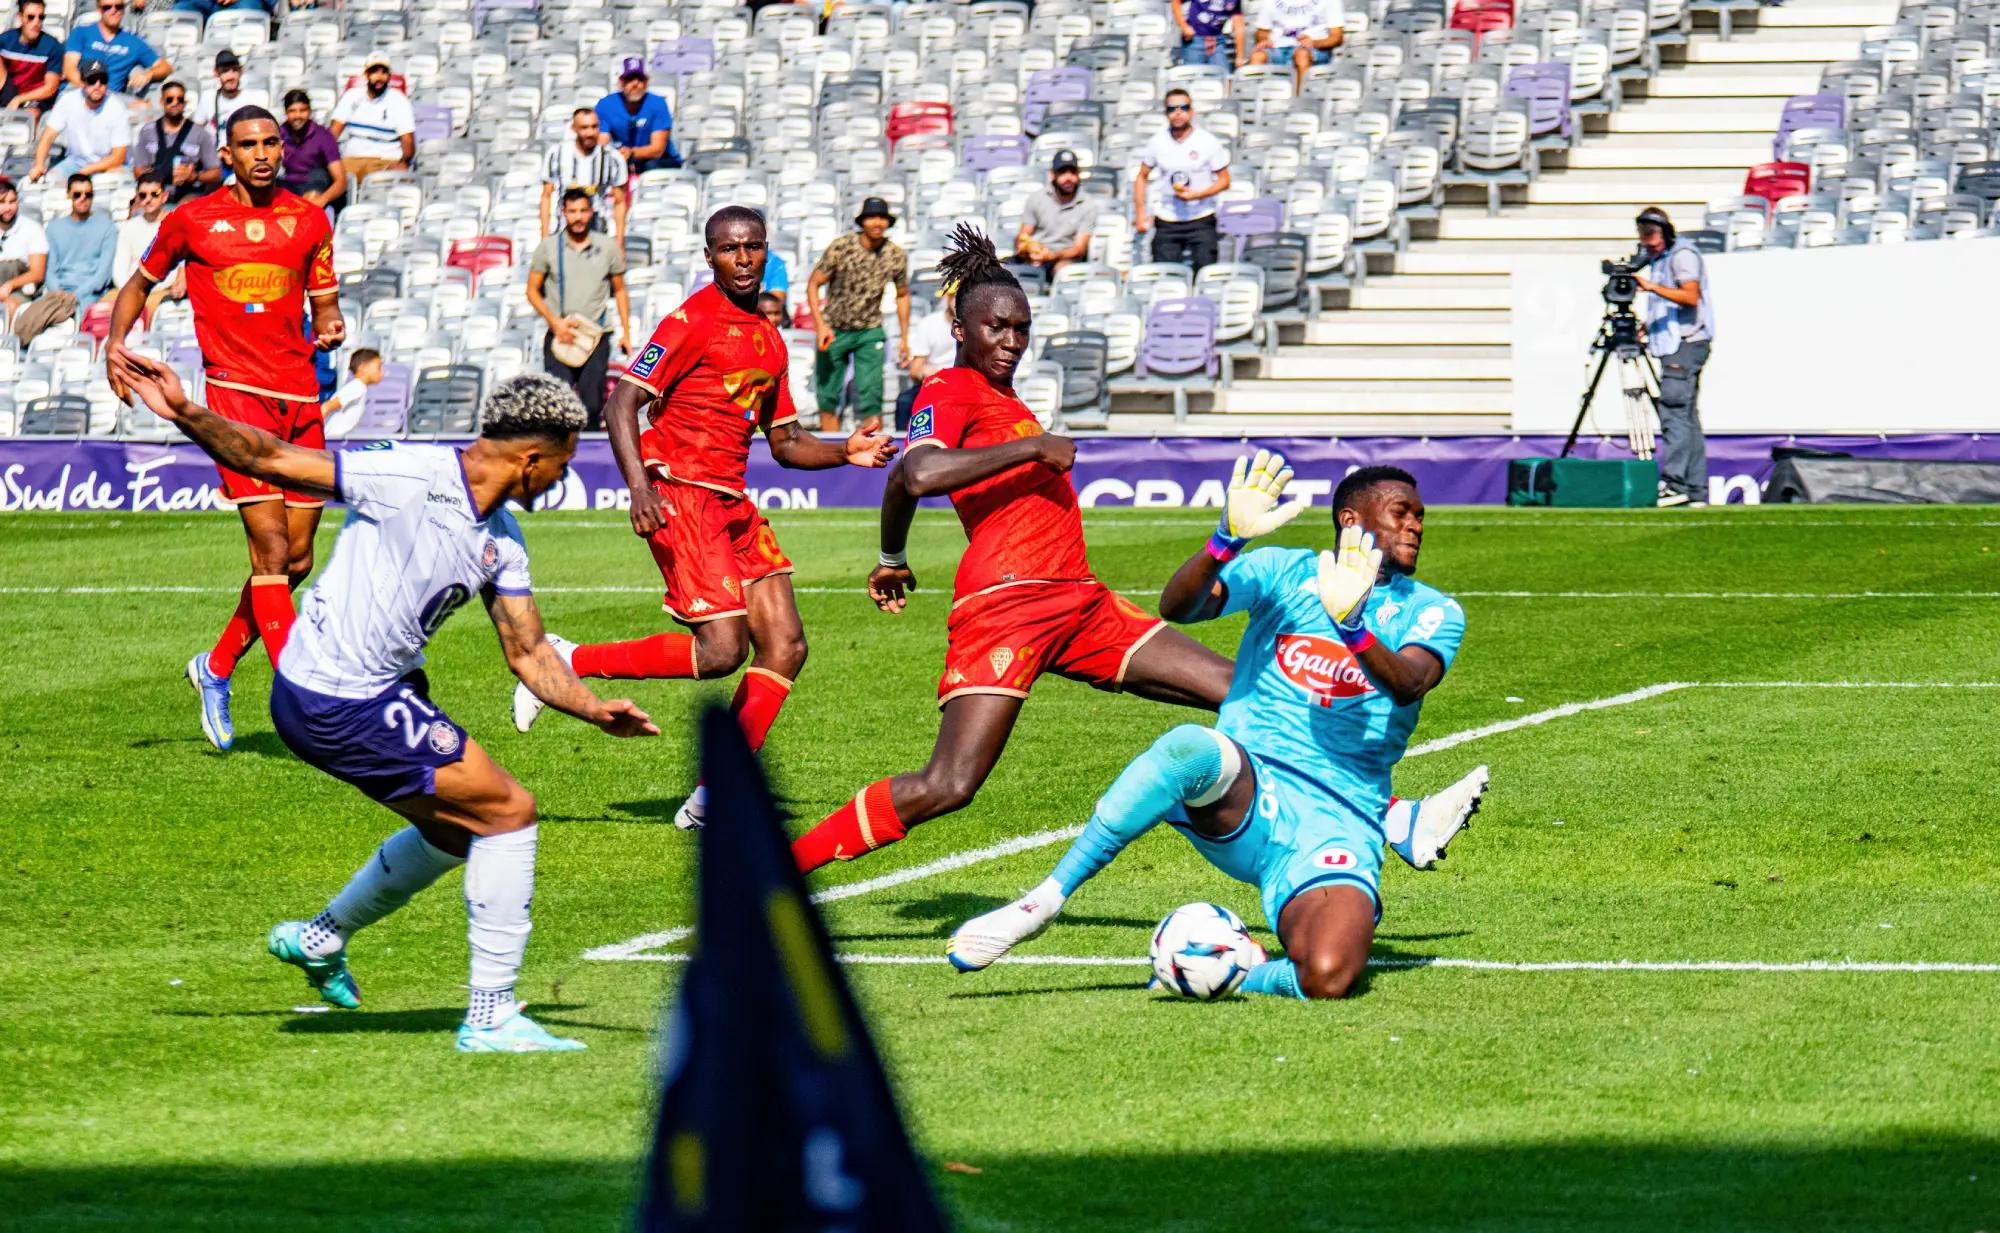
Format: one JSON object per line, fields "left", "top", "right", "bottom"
{"left": 908, "top": 407, "right": 934, "bottom": 441}
{"left": 631, "top": 342, "right": 666, "bottom": 379}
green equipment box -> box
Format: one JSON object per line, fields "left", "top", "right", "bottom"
{"left": 1508, "top": 457, "right": 1657, "bottom": 508}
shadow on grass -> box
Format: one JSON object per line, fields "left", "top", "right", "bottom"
{"left": 160, "top": 1004, "right": 641, "bottom": 1036}
{"left": 5, "top": 1139, "right": 1990, "bottom": 1232}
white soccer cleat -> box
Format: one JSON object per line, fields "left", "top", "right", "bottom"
{"left": 512, "top": 634, "right": 578, "bottom": 732}
{"left": 1404, "top": 764, "right": 1488, "bottom": 870}
{"left": 947, "top": 878, "right": 1067, "bottom": 972}
{"left": 673, "top": 784, "right": 706, "bottom": 831}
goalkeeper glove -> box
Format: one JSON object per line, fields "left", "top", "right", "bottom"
{"left": 1316, "top": 525, "right": 1383, "bottom": 651}
{"left": 1208, "top": 450, "right": 1308, "bottom": 561}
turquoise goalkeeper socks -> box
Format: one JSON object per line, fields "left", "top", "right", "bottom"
{"left": 1240, "top": 958, "right": 1307, "bottom": 1000}
{"left": 1050, "top": 725, "right": 1236, "bottom": 896}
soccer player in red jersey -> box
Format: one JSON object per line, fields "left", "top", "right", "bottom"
{"left": 517, "top": 206, "right": 895, "bottom": 828}
{"left": 105, "top": 104, "right": 343, "bottom": 754}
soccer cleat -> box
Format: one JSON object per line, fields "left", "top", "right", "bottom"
{"left": 186, "top": 652, "right": 234, "bottom": 751}
{"left": 455, "top": 1004, "right": 587, "bottom": 1053}
{"left": 512, "top": 633, "right": 578, "bottom": 732}
{"left": 1656, "top": 491, "right": 1692, "bottom": 508}
{"left": 947, "top": 881, "right": 1066, "bottom": 972}
{"left": 1401, "top": 764, "right": 1489, "bottom": 870}
{"left": 673, "top": 784, "right": 706, "bottom": 831}
{"left": 266, "top": 921, "right": 361, "bottom": 1009}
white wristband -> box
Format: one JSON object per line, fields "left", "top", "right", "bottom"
{"left": 878, "top": 549, "right": 908, "bottom": 568}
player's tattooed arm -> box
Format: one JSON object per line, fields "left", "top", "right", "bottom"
{"left": 109, "top": 350, "right": 340, "bottom": 499}
{"left": 484, "top": 592, "right": 659, "bottom": 738}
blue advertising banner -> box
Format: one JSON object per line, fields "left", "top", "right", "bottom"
{"left": 1, "top": 434, "right": 1995, "bottom": 513}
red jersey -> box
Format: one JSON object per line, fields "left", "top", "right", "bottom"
{"left": 624, "top": 284, "right": 798, "bottom": 497}
{"left": 138, "top": 187, "right": 336, "bottom": 402}
{"left": 904, "top": 367, "right": 1093, "bottom": 600}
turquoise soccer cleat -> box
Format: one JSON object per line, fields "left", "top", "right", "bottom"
{"left": 455, "top": 1005, "right": 587, "bottom": 1054}
{"left": 266, "top": 921, "right": 361, "bottom": 1010}
{"left": 186, "top": 652, "right": 234, "bottom": 752}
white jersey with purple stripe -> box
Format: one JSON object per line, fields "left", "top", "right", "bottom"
{"left": 1213, "top": 546, "right": 1465, "bottom": 825}
{"left": 280, "top": 442, "right": 532, "bottom": 700}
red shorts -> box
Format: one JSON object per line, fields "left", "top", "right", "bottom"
{"left": 646, "top": 478, "right": 793, "bottom": 624}
{"left": 207, "top": 384, "right": 326, "bottom": 507}
{"left": 938, "top": 580, "right": 1166, "bottom": 706}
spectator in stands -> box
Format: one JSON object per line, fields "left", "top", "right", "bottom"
{"left": 330, "top": 58, "right": 415, "bottom": 187}
{"left": 1, "top": 1, "right": 63, "bottom": 116}
{"left": 1632, "top": 206, "right": 1714, "bottom": 508}
{"left": 596, "top": 58, "right": 677, "bottom": 175}
{"left": 174, "top": 0, "right": 278, "bottom": 21}
{"left": 1015, "top": 148, "right": 1098, "bottom": 275}
{"left": 0, "top": 176, "right": 49, "bottom": 324}
{"left": 279, "top": 88, "right": 345, "bottom": 209}
{"left": 322, "top": 347, "right": 384, "bottom": 438}
{"left": 526, "top": 187, "right": 632, "bottom": 431}
{"left": 1250, "top": 0, "right": 1345, "bottom": 91}
{"left": 29, "top": 60, "right": 128, "bottom": 183}
{"left": 62, "top": 0, "right": 168, "bottom": 97}
{"left": 14, "top": 172, "right": 111, "bottom": 342}
{"left": 1134, "top": 88, "right": 1230, "bottom": 272}
{"left": 199, "top": 50, "right": 250, "bottom": 137}
{"left": 540, "top": 106, "right": 627, "bottom": 242}
{"left": 112, "top": 169, "right": 163, "bottom": 284}
{"left": 763, "top": 242, "right": 789, "bottom": 304}
{"left": 756, "top": 290, "right": 786, "bottom": 329}
{"left": 1172, "top": 0, "right": 1246, "bottom": 68}
{"left": 133, "top": 81, "right": 221, "bottom": 204}
{"left": 807, "top": 196, "right": 909, "bottom": 429}
{"left": 894, "top": 286, "right": 955, "bottom": 431}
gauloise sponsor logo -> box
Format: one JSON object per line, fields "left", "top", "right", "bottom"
{"left": 1274, "top": 634, "right": 1375, "bottom": 705}
{"left": 214, "top": 263, "right": 298, "bottom": 303}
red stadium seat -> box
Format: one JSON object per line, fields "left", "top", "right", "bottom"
{"left": 445, "top": 236, "right": 514, "bottom": 284}
{"left": 1743, "top": 161, "right": 1811, "bottom": 209}
{"left": 1448, "top": 0, "right": 1513, "bottom": 48}
{"left": 885, "top": 101, "right": 953, "bottom": 151}
{"left": 78, "top": 301, "right": 113, "bottom": 345}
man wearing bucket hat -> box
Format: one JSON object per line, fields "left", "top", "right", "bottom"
{"left": 805, "top": 196, "right": 909, "bottom": 428}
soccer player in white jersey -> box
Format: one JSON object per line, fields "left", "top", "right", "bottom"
{"left": 112, "top": 353, "right": 659, "bottom": 1053}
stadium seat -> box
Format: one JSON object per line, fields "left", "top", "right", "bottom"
{"left": 1743, "top": 161, "right": 1813, "bottom": 210}
{"left": 18, "top": 394, "right": 90, "bottom": 435}
{"left": 1039, "top": 330, "right": 1110, "bottom": 429}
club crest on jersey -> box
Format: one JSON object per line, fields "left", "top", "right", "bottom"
{"left": 723, "top": 576, "right": 741, "bottom": 598}
{"left": 245, "top": 220, "right": 266, "bottom": 243}
{"left": 1274, "top": 634, "right": 1375, "bottom": 705}
{"left": 427, "top": 722, "right": 462, "bottom": 756}
{"left": 988, "top": 648, "right": 1014, "bottom": 678}
{"left": 751, "top": 330, "right": 767, "bottom": 355}
{"left": 907, "top": 407, "right": 934, "bottom": 441}
{"left": 1314, "top": 847, "right": 1358, "bottom": 871}
{"left": 631, "top": 342, "right": 665, "bottom": 379}
{"left": 277, "top": 217, "right": 297, "bottom": 238}
{"left": 482, "top": 538, "right": 498, "bottom": 568}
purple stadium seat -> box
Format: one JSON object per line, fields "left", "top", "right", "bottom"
{"left": 1505, "top": 63, "right": 1571, "bottom": 140}
{"left": 1135, "top": 297, "right": 1218, "bottom": 380}
{"left": 650, "top": 37, "right": 716, "bottom": 78}
{"left": 471, "top": 0, "right": 536, "bottom": 32}
{"left": 355, "top": 363, "right": 413, "bottom": 438}
{"left": 1216, "top": 196, "right": 1284, "bottom": 260}
{"left": 1022, "top": 67, "right": 1092, "bottom": 136}
{"left": 1773, "top": 93, "right": 1845, "bottom": 160}
{"left": 412, "top": 105, "right": 453, "bottom": 143}
{"left": 961, "top": 133, "right": 1030, "bottom": 173}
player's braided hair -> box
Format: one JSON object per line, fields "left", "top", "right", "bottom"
{"left": 480, "top": 374, "right": 587, "bottom": 441}
{"left": 1333, "top": 465, "right": 1418, "bottom": 513}
{"left": 935, "top": 223, "right": 1021, "bottom": 310}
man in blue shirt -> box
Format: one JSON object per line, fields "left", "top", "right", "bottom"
{"left": 62, "top": 0, "right": 168, "bottom": 96}
{"left": 594, "top": 57, "right": 677, "bottom": 176}
{"left": 13, "top": 171, "right": 113, "bottom": 343}
{"left": 762, "top": 246, "right": 789, "bottom": 303}
{"left": 949, "top": 456, "right": 1485, "bottom": 1000}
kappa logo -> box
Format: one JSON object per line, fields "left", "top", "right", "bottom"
{"left": 725, "top": 325, "right": 743, "bottom": 338}
{"left": 1314, "top": 847, "right": 1358, "bottom": 871}
{"left": 427, "top": 722, "right": 462, "bottom": 756}
{"left": 687, "top": 597, "right": 714, "bottom": 614}
{"left": 208, "top": 220, "right": 235, "bottom": 233}
{"left": 1273, "top": 633, "right": 1375, "bottom": 705}
{"left": 945, "top": 668, "right": 968, "bottom": 685}
{"left": 988, "top": 648, "right": 1015, "bottom": 677}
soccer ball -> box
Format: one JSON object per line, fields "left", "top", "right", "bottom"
{"left": 1148, "top": 903, "right": 1266, "bottom": 1000}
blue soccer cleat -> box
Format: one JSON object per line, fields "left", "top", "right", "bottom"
{"left": 186, "top": 652, "right": 234, "bottom": 751}
{"left": 266, "top": 921, "right": 361, "bottom": 1010}
{"left": 455, "top": 1005, "right": 587, "bottom": 1054}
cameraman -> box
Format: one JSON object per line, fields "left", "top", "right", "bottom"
{"left": 1632, "top": 207, "right": 1715, "bottom": 508}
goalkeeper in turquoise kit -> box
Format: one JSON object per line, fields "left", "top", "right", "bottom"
{"left": 948, "top": 454, "right": 1480, "bottom": 999}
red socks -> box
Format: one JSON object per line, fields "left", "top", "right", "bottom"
{"left": 793, "top": 778, "right": 904, "bottom": 873}
{"left": 249, "top": 575, "right": 295, "bottom": 666}
{"left": 571, "top": 633, "right": 699, "bottom": 680}
{"left": 207, "top": 579, "right": 259, "bottom": 678}
{"left": 732, "top": 668, "right": 792, "bottom": 753}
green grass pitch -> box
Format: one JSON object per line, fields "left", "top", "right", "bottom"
{"left": 3, "top": 504, "right": 1998, "bottom": 1232}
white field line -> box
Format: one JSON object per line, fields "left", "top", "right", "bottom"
{"left": 619, "top": 952, "right": 2000, "bottom": 974}
{"left": 5, "top": 584, "right": 1998, "bottom": 601}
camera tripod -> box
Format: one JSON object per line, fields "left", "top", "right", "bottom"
{"left": 1560, "top": 306, "right": 1660, "bottom": 460}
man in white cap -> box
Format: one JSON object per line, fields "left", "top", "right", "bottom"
{"left": 329, "top": 56, "right": 414, "bottom": 187}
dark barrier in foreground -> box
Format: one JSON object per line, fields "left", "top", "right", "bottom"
{"left": 3, "top": 434, "right": 1996, "bottom": 513}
